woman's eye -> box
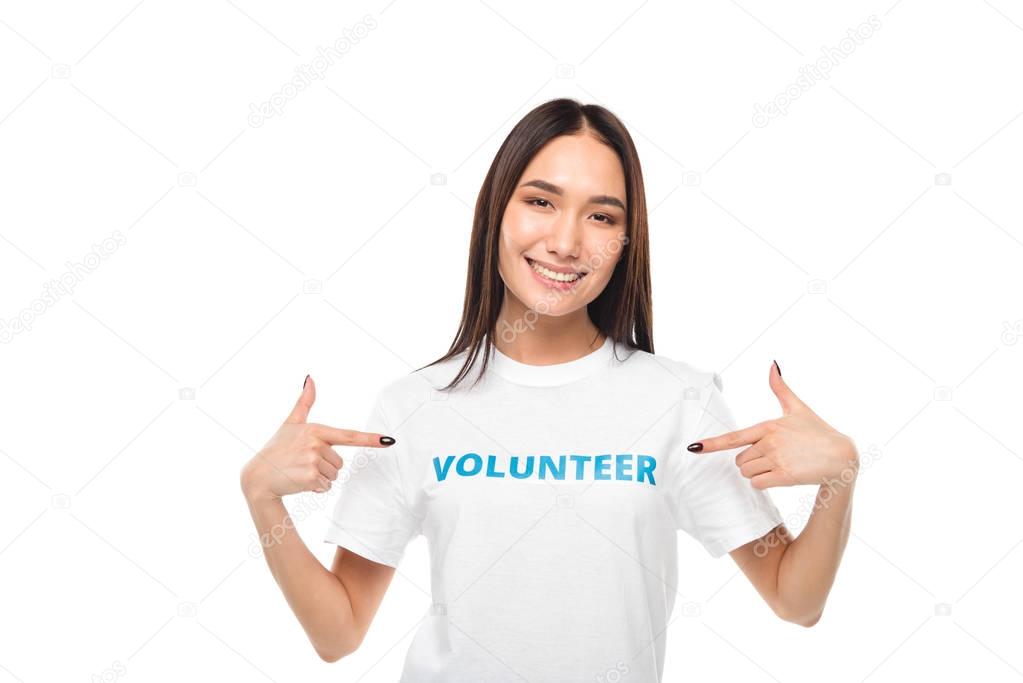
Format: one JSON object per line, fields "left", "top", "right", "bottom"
{"left": 525, "top": 199, "right": 616, "bottom": 224}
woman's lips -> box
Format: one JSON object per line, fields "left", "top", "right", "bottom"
{"left": 525, "top": 256, "right": 586, "bottom": 291}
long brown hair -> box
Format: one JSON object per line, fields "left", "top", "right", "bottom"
{"left": 418, "top": 97, "right": 653, "bottom": 391}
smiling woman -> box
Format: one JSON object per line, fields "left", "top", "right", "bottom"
{"left": 488, "top": 128, "right": 640, "bottom": 359}
{"left": 242, "top": 97, "right": 855, "bottom": 681}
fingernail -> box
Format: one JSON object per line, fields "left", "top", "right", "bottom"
{"left": 686, "top": 442, "right": 703, "bottom": 452}
{"left": 773, "top": 360, "right": 781, "bottom": 377}
{"left": 380, "top": 436, "right": 395, "bottom": 445}
{"left": 303, "top": 374, "right": 310, "bottom": 389}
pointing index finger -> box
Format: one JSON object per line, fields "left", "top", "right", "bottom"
{"left": 285, "top": 374, "right": 315, "bottom": 424}
{"left": 310, "top": 423, "right": 396, "bottom": 447}
{"left": 687, "top": 420, "right": 771, "bottom": 453}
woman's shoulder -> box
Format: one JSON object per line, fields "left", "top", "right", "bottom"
{"left": 371, "top": 350, "right": 471, "bottom": 407}
{"left": 618, "top": 343, "right": 724, "bottom": 392}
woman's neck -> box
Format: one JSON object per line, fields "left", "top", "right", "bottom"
{"left": 493, "top": 297, "right": 604, "bottom": 365}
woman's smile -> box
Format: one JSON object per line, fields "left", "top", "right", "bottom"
{"left": 525, "top": 256, "right": 588, "bottom": 291}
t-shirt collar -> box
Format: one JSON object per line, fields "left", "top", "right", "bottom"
{"left": 487, "top": 335, "right": 616, "bottom": 387}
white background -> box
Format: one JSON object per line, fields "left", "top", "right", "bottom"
{"left": 2, "top": 1, "right": 1022, "bottom": 681}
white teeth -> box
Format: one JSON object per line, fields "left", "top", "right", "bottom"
{"left": 528, "top": 259, "right": 582, "bottom": 282}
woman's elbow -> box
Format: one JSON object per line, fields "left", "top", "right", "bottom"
{"left": 315, "top": 633, "right": 361, "bottom": 663}
{"left": 316, "top": 642, "right": 354, "bottom": 663}
{"left": 792, "top": 610, "right": 822, "bottom": 628}
{"left": 773, "top": 601, "right": 823, "bottom": 628}
{"left": 317, "top": 649, "right": 344, "bottom": 664}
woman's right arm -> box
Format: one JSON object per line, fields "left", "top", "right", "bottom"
{"left": 240, "top": 376, "right": 399, "bottom": 662}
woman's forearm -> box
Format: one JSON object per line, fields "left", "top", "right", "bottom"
{"left": 775, "top": 472, "right": 856, "bottom": 625}
{"left": 245, "top": 493, "right": 360, "bottom": 660}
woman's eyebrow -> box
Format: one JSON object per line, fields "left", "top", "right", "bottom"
{"left": 519, "top": 179, "right": 626, "bottom": 211}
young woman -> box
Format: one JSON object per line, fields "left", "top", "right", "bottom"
{"left": 240, "top": 98, "right": 859, "bottom": 681}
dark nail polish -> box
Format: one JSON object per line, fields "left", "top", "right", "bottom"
{"left": 380, "top": 436, "right": 395, "bottom": 445}
{"left": 773, "top": 360, "right": 781, "bottom": 377}
{"left": 686, "top": 442, "right": 703, "bottom": 453}
{"left": 303, "top": 374, "right": 310, "bottom": 389}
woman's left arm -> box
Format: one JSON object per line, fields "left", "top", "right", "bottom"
{"left": 687, "top": 361, "right": 860, "bottom": 626}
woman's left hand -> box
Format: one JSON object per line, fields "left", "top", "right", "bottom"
{"left": 687, "top": 361, "right": 859, "bottom": 489}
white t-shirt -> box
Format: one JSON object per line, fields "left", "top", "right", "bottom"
{"left": 324, "top": 336, "right": 784, "bottom": 681}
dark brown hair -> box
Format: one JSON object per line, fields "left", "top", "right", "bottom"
{"left": 418, "top": 97, "right": 653, "bottom": 391}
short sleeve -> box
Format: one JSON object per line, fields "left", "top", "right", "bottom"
{"left": 323, "top": 391, "right": 420, "bottom": 568}
{"left": 675, "top": 372, "right": 784, "bottom": 558}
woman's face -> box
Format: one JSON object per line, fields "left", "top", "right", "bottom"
{"left": 497, "top": 132, "right": 627, "bottom": 317}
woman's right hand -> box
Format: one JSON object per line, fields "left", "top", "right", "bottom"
{"left": 240, "top": 375, "right": 395, "bottom": 504}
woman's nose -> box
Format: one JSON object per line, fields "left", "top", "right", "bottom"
{"left": 546, "top": 210, "right": 582, "bottom": 255}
